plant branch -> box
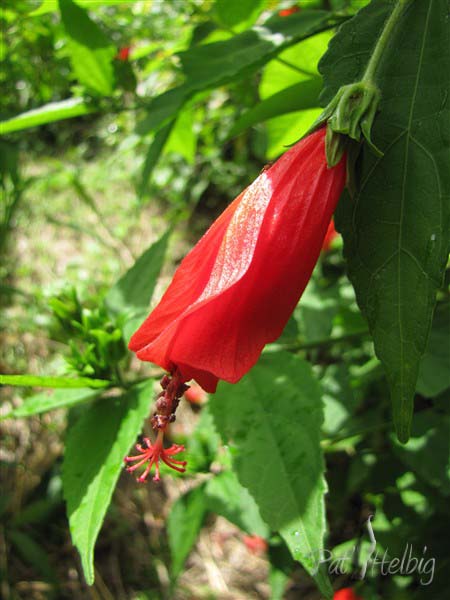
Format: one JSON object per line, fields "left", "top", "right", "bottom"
{"left": 362, "top": 0, "right": 410, "bottom": 84}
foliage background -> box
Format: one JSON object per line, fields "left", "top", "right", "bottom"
{"left": 1, "top": 1, "right": 449, "bottom": 599}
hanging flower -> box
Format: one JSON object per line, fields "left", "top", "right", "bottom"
{"left": 129, "top": 127, "right": 346, "bottom": 392}
{"left": 126, "top": 127, "right": 346, "bottom": 482}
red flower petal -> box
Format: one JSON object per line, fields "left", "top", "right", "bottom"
{"left": 129, "top": 128, "right": 346, "bottom": 392}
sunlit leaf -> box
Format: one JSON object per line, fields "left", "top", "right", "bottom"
{"left": 0, "top": 98, "right": 95, "bottom": 135}
{"left": 210, "top": 351, "right": 332, "bottom": 598}
{"left": 137, "top": 9, "right": 342, "bottom": 136}
{"left": 230, "top": 78, "right": 322, "bottom": 138}
{"left": 105, "top": 230, "right": 170, "bottom": 317}
{"left": 214, "top": 0, "right": 265, "bottom": 30}
{"left": 205, "top": 471, "right": 270, "bottom": 537}
{"left": 3, "top": 387, "right": 102, "bottom": 419}
{"left": 59, "top": 0, "right": 116, "bottom": 96}
{"left": 0, "top": 374, "right": 109, "bottom": 389}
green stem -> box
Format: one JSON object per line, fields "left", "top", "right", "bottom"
{"left": 362, "top": 0, "right": 410, "bottom": 84}
{"left": 276, "top": 328, "right": 370, "bottom": 353}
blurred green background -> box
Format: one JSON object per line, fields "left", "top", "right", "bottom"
{"left": 1, "top": 1, "right": 448, "bottom": 599}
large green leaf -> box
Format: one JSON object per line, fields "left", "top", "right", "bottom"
{"left": 137, "top": 9, "right": 341, "bottom": 136}
{"left": 322, "top": 0, "right": 450, "bottom": 442}
{"left": 62, "top": 381, "right": 153, "bottom": 585}
{"left": 167, "top": 484, "right": 207, "bottom": 579}
{"left": 0, "top": 374, "right": 109, "bottom": 389}
{"left": 105, "top": 230, "right": 170, "bottom": 316}
{"left": 3, "top": 387, "right": 101, "bottom": 419}
{"left": 205, "top": 471, "right": 269, "bottom": 538}
{"left": 59, "top": 0, "right": 116, "bottom": 96}
{"left": 0, "top": 97, "right": 95, "bottom": 135}
{"left": 138, "top": 121, "right": 175, "bottom": 199}
{"left": 209, "top": 351, "right": 332, "bottom": 599}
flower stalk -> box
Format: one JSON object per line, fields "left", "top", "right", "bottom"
{"left": 314, "top": 0, "right": 411, "bottom": 166}
{"left": 124, "top": 370, "right": 188, "bottom": 482}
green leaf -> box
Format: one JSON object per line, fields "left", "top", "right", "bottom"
{"left": 230, "top": 78, "right": 323, "bottom": 137}
{"left": 180, "top": 10, "right": 334, "bottom": 88}
{"left": 136, "top": 86, "right": 191, "bottom": 137}
{"left": 323, "top": 0, "right": 450, "bottom": 442}
{"left": 29, "top": 0, "right": 126, "bottom": 17}
{"left": 137, "top": 9, "right": 341, "bottom": 136}
{"left": 59, "top": 0, "right": 116, "bottom": 96}
{"left": 0, "top": 374, "right": 109, "bottom": 389}
{"left": 105, "top": 230, "right": 170, "bottom": 317}
{"left": 164, "top": 108, "right": 197, "bottom": 165}
{"left": 260, "top": 30, "right": 332, "bottom": 98}
{"left": 209, "top": 351, "right": 332, "bottom": 598}
{"left": 268, "top": 542, "right": 294, "bottom": 600}
{"left": 3, "top": 387, "right": 102, "bottom": 419}
{"left": 392, "top": 411, "right": 450, "bottom": 495}
{"left": 62, "top": 380, "right": 153, "bottom": 585}
{"left": 214, "top": 0, "right": 265, "bottom": 30}
{"left": 416, "top": 302, "right": 450, "bottom": 398}
{"left": 258, "top": 30, "right": 332, "bottom": 156}
{"left": 205, "top": 471, "right": 269, "bottom": 537}
{"left": 264, "top": 108, "right": 323, "bottom": 159}
{"left": 0, "top": 98, "right": 95, "bottom": 135}
{"left": 167, "top": 484, "right": 207, "bottom": 579}
{"left": 321, "top": 364, "right": 358, "bottom": 437}
{"left": 186, "top": 406, "right": 221, "bottom": 473}
{"left": 138, "top": 121, "right": 175, "bottom": 199}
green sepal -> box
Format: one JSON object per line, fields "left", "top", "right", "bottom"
{"left": 306, "top": 80, "right": 382, "bottom": 167}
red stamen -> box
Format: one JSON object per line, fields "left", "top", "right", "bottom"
{"left": 124, "top": 430, "right": 186, "bottom": 483}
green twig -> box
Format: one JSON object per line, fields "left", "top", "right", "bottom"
{"left": 362, "top": 0, "right": 411, "bottom": 84}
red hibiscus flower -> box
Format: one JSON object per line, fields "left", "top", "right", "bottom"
{"left": 126, "top": 127, "right": 346, "bottom": 482}
{"left": 129, "top": 127, "right": 346, "bottom": 393}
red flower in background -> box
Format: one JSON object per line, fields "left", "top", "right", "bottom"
{"left": 243, "top": 535, "right": 268, "bottom": 555}
{"left": 322, "top": 219, "right": 339, "bottom": 252}
{"left": 334, "top": 588, "right": 362, "bottom": 600}
{"left": 116, "top": 46, "right": 131, "bottom": 61}
{"left": 129, "top": 128, "right": 346, "bottom": 393}
{"left": 184, "top": 382, "right": 207, "bottom": 405}
{"left": 279, "top": 6, "right": 300, "bottom": 17}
